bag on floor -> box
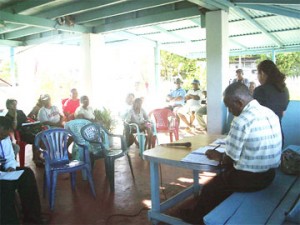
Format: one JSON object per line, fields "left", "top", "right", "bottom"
{"left": 280, "top": 149, "right": 300, "bottom": 175}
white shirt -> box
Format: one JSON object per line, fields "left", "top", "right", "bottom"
{"left": 0, "top": 136, "right": 19, "bottom": 170}
{"left": 226, "top": 100, "right": 282, "bottom": 172}
{"left": 74, "top": 106, "right": 95, "bottom": 120}
{"left": 37, "top": 106, "right": 61, "bottom": 124}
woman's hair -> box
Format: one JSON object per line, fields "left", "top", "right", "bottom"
{"left": 257, "top": 60, "right": 286, "bottom": 92}
{"left": 6, "top": 99, "right": 17, "bottom": 108}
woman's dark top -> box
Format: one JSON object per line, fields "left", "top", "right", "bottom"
{"left": 253, "top": 83, "right": 289, "bottom": 121}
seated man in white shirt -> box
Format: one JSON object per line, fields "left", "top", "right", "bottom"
{"left": 177, "top": 79, "right": 202, "bottom": 131}
{"left": 74, "top": 95, "right": 95, "bottom": 121}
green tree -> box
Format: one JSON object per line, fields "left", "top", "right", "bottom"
{"left": 160, "top": 50, "right": 207, "bottom": 90}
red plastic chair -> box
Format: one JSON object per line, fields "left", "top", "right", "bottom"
{"left": 149, "top": 108, "right": 179, "bottom": 143}
{"left": 15, "top": 118, "right": 48, "bottom": 167}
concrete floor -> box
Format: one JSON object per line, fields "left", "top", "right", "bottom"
{"left": 22, "top": 130, "right": 210, "bottom": 225}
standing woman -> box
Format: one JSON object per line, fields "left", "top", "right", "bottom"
{"left": 253, "top": 60, "right": 289, "bottom": 144}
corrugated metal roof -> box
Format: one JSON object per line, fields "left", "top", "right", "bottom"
{"left": 0, "top": 0, "right": 299, "bottom": 58}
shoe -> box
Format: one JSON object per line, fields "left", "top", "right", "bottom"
{"left": 179, "top": 208, "right": 204, "bottom": 225}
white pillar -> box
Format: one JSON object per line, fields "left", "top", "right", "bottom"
{"left": 206, "top": 10, "right": 229, "bottom": 134}
{"left": 154, "top": 42, "right": 161, "bottom": 92}
{"left": 80, "top": 33, "right": 107, "bottom": 108}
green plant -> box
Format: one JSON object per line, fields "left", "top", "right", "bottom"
{"left": 94, "top": 107, "right": 116, "bottom": 132}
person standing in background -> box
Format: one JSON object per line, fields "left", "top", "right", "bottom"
{"left": 232, "top": 69, "right": 250, "bottom": 87}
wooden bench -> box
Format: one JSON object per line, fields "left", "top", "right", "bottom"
{"left": 203, "top": 169, "right": 300, "bottom": 225}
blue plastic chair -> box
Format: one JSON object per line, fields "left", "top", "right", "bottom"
{"left": 34, "top": 128, "right": 96, "bottom": 210}
{"left": 80, "top": 123, "right": 134, "bottom": 191}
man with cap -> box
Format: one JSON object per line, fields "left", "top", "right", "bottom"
{"left": 177, "top": 79, "right": 202, "bottom": 130}
{"left": 166, "top": 78, "right": 186, "bottom": 111}
{"left": 232, "top": 69, "right": 249, "bottom": 87}
{"left": 37, "top": 94, "right": 64, "bottom": 128}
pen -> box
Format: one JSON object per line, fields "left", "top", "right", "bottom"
{"left": 213, "top": 144, "right": 221, "bottom": 150}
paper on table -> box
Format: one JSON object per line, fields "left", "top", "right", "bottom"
{"left": 0, "top": 170, "right": 24, "bottom": 180}
{"left": 211, "top": 138, "right": 226, "bottom": 146}
{"left": 181, "top": 146, "right": 225, "bottom": 166}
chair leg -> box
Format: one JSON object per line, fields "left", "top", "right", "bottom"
{"left": 105, "top": 158, "right": 115, "bottom": 191}
{"left": 50, "top": 172, "right": 58, "bottom": 210}
{"left": 18, "top": 142, "right": 26, "bottom": 167}
{"left": 70, "top": 172, "right": 76, "bottom": 191}
{"left": 85, "top": 167, "right": 96, "bottom": 198}
{"left": 126, "top": 154, "right": 135, "bottom": 180}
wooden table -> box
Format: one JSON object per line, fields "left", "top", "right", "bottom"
{"left": 143, "top": 134, "right": 225, "bottom": 225}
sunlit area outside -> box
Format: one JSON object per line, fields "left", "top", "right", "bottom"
{"left": 1, "top": 44, "right": 299, "bottom": 118}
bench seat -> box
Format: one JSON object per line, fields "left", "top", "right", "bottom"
{"left": 203, "top": 169, "right": 300, "bottom": 225}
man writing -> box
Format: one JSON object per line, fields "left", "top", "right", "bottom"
{"left": 0, "top": 117, "right": 50, "bottom": 225}
{"left": 181, "top": 82, "right": 282, "bottom": 224}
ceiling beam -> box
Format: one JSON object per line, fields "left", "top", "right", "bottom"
{"left": 35, "top": 0, "right": 127, "bottom": 19}
{"left": 186, "top": 0, "right": 219, "bottom": 10}
{"left": 0, "top": 10, "right": 91, "bottom": 33}
{"left": 76, "top": 0, "right": 182, "bottom": 24}
{"left": 0, "top": 39, "right": 23, "bottom": 46}
{"left": 214, "top": 0, "right": 284, "bottom": 47}
{"left": 94, "top": 6, "right": 200, "bottom": 33}
{"left": 234, "top": 4, "right": 300, "bottom": 19}
{"left": 231, "top": 0, "right": 300, "bottom": 5}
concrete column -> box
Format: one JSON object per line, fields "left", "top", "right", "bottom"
{"left": 206, "top": 10, "right": 229, "bottom": 134}
{"left": 80, "top": 33, "right": 106, "bottom": 108}
{"left": 154, "top": 42, "right": 161, "bottom": 92}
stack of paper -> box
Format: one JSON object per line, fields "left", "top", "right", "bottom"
{"left": 181, "top": 142, "right": 226, "bottom": 166}
{"left": 0, "top": 170, "right": 24, "bottom": 180}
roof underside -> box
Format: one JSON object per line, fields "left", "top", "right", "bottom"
{"left": 0, "top": 0, "right": 299, "bottom": 58}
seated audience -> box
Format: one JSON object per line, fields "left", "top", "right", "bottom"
{"left": 125, "top": 98, "right": 154, "bottom": 149}
{"left": 74, "top": 96, "right": 95, "bottom": 121}
{"left": 196, "top": 91, "right": 207, "bottom": 132}
{"left": 180, "top": 82, "right": 282, "bottom": 224}
{"left": 166, "top": 78, "right": 186, "bottom": 112}
{"left": 27, "top": 95, "right": 43, "bottom": 120}
{"left": 0, "top": 116, "right": 50, "bottom": 225}
{"left": 62, "top": 88, "right": 80, "bottom": 121}
{"left": 119, "top": 93, "right": 135, "bottom": 120}
{"left": 5, "top": 99, "right": 44, "bottom": 167}
{"left": 38, "top": 94, "right": 64, "bottom": 128}
{"left": 177, "top": 79, "right": 202, "bottom": 131}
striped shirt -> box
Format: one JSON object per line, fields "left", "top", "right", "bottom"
{"left": 226, "top": 100, "right": 282, "bottom": 172}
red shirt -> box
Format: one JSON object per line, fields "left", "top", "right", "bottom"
{"left": 63, "top": 99, "right": 80, "bottom": 120}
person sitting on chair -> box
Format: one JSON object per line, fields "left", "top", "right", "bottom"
{"left": 177, "top": 79, "right": 202, "bottom": 131}
{"left": 74, "top": 95, "right": 95, "bottom": 121}
{"left": 180, "top": 82, "right": 282, "bottom": 224}
{"left": 62, "top": 88, "right": 80, "bottom": 121}
{"left": 166, "top": 78, "right": 186, "bottom": 112}
{"left": 38, "top": 94, "right": 64, "bottom": 128}
{"left": 125, "top": 98, "right": 155, "bottom": 149}
{"left": 5, "top": 99, "right": 44, "bottom": 167}
{"left": 0, "top": 116, "right": 50, "bottom": 225}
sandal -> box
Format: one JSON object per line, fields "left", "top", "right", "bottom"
{"left": 34, "top": 158, "right": 45, "bottom": 167}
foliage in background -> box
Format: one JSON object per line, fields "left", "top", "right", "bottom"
{"left": 94, "top": 107, "right": 116, "bottom": 132}
{"left": 256, "top": 52, "right": 300, "bottom": 77}
{"left": 0, "top": 59, "right": 13, "bottom": 83}
{"left": 160, "top": 50, "right": 207, "bottom": 90}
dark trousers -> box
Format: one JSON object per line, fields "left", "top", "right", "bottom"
{"left": 194, "top": 167, "right": 275, "bottom": 218}
{"left": 0, "top": 167, "right": 42, "bottom": 225}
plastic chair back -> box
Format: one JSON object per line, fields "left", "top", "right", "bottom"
{"left": 34, "top": 128, "right": 96, "bottom": 210}
{"left": 81, "top": 123, "right": 134, "bottom": 191}
{"left": 149, "top": 108, "right": 179, "bottom": 142}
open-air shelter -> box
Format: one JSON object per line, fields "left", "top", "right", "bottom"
{"left": 0, "top": 0, "right": 300, "bottom": 135}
